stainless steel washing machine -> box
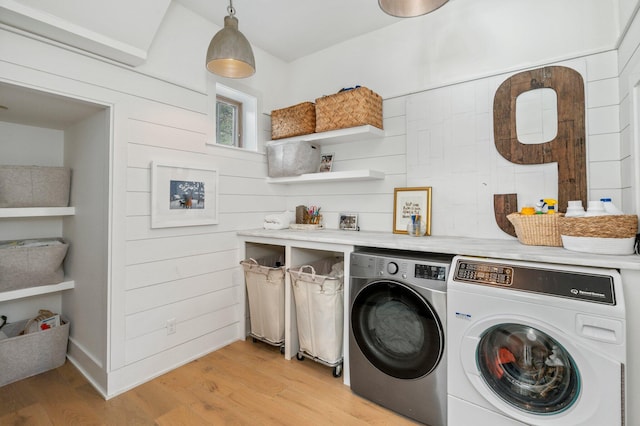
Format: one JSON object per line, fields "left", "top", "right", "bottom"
{"left": 349, "top": 249, "right": 452, "bottom": 426}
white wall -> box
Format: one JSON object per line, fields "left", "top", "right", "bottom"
{"left": 0, "top": 122, "right": 65, "bottom": 320}
{"left": 0, "top": 1, "right": 291, "bottom": 396}
{"left": 285, "top": 0, "right": 618, "bottom": 104}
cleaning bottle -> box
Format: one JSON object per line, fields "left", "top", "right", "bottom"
{"left": 600, "top": 198, "right": 624, "bottom": 215}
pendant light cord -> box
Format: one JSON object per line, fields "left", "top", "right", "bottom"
{"left": 228, "top": 0, "right": 235, "bottom": 17}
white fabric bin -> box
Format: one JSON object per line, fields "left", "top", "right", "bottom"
{"left": 0, "top": 317, "right": 69, "bottom": 386}
{"left": 289, "top": 257, "right": 344, "bottom": 365}
{"left": 241, "top": 256, "right": 285, "bottom": 345}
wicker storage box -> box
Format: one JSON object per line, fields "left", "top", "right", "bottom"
{"left": 315, "top": 87, "right": 383, "bottom": 133}
{"left": 0, "top": 318, "right": 69, "bottom": 386}
{"left": 271, "top": 102, "right": 316, "bottom": 140}
{"left": 0, "top": 166, "right": 70, "bottom": 207}
{"left": 507, "top": 213, "right": 563, "bottom": 247}
{"left": 266, "top": 139, "right": 321, "bottom": 178}
{"left": 241, "top": 256, "right": 285, "bottom": 345}
{"left": 289, "top": 257, "right": 344, "bottom": 365}
{"left": 0, "top": 238, "right": 69, "bottom": 292}
{"left": 559, "top": 215, "right": 638, "bottom": 255}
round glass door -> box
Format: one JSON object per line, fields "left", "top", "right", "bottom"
{"left": 351, "top": 280, "right": 444, "bottom": 379}
{"left": 477, "top": 323, "right": 580, "bottom": 414}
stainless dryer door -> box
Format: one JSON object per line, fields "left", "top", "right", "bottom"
{"left": 351, "top": 280, "right": 444, "bottom": 379}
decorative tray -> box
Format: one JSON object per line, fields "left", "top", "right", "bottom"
{"left": 289, "top": 224, "right": 324, "bottom": 230}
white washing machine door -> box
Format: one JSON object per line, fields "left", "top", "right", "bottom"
{"left": 460, "top": 316, "right": 623, "bottom": 425}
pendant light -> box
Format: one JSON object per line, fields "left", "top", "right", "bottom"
{"left": 206, "top": 0, "right": 255, "bottom": 78}
{"left": 379, "top": 0, "right": 449, "bottom": 17}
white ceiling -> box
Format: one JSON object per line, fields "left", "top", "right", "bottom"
{"left": 175, "top": 0, "right": 402, "bottom": 62}
{"left": 0, "top": 0, "right": 414, "bottom": 128}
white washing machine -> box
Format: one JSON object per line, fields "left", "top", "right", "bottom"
{"left": 447, "top": 256, "right": 626, "bottom": 426}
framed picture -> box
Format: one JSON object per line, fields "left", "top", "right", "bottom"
{"left": 151, "top": 161, "right": 219, "bottom": 228}
{"left": 339, "top": 212, "right": 359, "bottom": 231}
{"left": 393, "top": 187, "right": 432, "bottom": 235}
{"left": 319, "top": 153, "right": 334, "bottom": 173}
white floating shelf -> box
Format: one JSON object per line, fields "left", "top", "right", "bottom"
{"left": 266, "top": 125, "right": 384, "bottom": 146}
{"left": 0, "top": 207, "right": 76, "bottom": 218}
{"left": 267, "top": 169, "right": 385, "bottom": 184}
{"left": 0, "top": 280, "right": 75, "bottom": 302}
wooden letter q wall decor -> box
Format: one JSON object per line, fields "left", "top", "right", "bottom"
{"left": 493, "top": 66, "right": 587, "bottom": 236}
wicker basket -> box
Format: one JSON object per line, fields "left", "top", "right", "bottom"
{"left": 271, "top": 102, "right": 316, "bottom": 140}
{"left": 558, "top": 215, "right": 638, "bottom": 255}
{"left": 507, "top": 213, "right": 563, "bottom": 247}
{"left": 558, "top": 215, "right": 638, "bottom": 238}
{"left": 315, "top": 87, "right": 383, "bottom": 133}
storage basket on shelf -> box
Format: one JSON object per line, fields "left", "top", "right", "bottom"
{"left": 507, "top": 213, "right": 563, "bottom": 247}
{"left": 558, "top": 214, "right": 638, "bottom": 255}
{"left": 266, "top": 139, "right": 321, "bottom": 178}
{"left": 315, "top": 86, "right": 383, "bottom": 133}
{"left": 0, "top": 165, "right": 70, "bottom": 207}
{"left": 0, "top": 238, "right": 69, "bottom": 292}
{"left": 0, "top": 315, "right": 70, "bottom": 386}
{"left": 289, "top": 257, "right": 344, "bottom": 376}
{"left": 271, "top": 101, "right": 316, "bottom": 140}
{"left": 240, "top": 256, "right": 286, "bottom": 347}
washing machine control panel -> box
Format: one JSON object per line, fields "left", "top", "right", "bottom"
{"left": 455, "top": 261, "right": 513, "bottom": 286}
{"left": 415, "top": 264, "right": 447, "bottom": 281}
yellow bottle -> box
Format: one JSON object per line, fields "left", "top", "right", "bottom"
{"left": 543, "top": 198, "right": 557, "bottom": 214}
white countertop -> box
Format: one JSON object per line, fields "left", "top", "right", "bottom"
{"left": 238, "top": 228, "right": 640, "bottom": 270}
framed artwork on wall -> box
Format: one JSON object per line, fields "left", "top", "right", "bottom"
{"left": 393, "top": 187, "right": 432, "bottom": 235}
{"left": 151, "top": 161, "right": 218, "bottom": 228}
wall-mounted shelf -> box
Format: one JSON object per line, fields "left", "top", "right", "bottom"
{"left": 266, "top": 125, "right": 384, "bottom": 146}
{"left": 0, "top": 280, "right": 75, "bottom": 302}
{"left": 267, "top": 169, "right": 385, "bottom": 184}
{"left": 0, "top": 207, "right": 75, "bottom": 218}
{"left": 266, "top": 125, "right": 386, "bottom": 184}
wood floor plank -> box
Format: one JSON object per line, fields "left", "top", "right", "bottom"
{"left": 0, "top": 338, "right": 418, "bottom": 425}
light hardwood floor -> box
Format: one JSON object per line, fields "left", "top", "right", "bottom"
{"left": 0, "top": 339, "right": 419, "bottom": 425}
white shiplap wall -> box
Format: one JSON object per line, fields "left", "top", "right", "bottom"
{"left": 283, "top": 97, "right": 407, "bottom": 232}
{"left": 404, "top": 52, "right": 624, "bottom": 238}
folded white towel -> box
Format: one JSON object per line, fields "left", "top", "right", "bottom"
{"left": 264, "top": 210, "right": 294, "bottom": 229}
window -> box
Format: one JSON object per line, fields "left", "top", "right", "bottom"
{"left": 212, "top": 83, "right": 258, "bottom": 151}
{"left": 216, "top": 95, "right": 243, "bottom": 147}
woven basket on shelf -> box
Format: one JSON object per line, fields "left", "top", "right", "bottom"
{"left": 315, "top": 87, "right": 383, "bottom": 133}
{"left": 558, "top": 214, "right": 638, "bottom": 255}
{"left": 558, "top": 215, "right": 638, "bottom": 238}
{"left": 271, "top": 102, "right": 316, "bottom": 140}
{"left": 507, "top": 213, "right": 563, "bottom": 247}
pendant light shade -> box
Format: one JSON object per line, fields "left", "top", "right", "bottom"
{"left": 206, "top": 1, "right": 255, "bottom": 78}
{"left": 379, "top": 0, "right": 449, "bottom": 17}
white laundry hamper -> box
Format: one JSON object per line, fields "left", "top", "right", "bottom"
{"left": 240, "top": 256, "right": 285, "bottom": 349}
{"left": 289, "top": 257, "right": 344, "bottom": 376}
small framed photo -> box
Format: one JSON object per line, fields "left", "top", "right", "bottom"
{"left": 319, "top": 153, "right": 334, "bottom": 173}
{"left": 393, "top": 187, "right": 432, "bottom": 235}
{"left": 151, "top": 161, "right": 219, "bottom": 228}
{"left": 339, "top": 213, "right": 359, "bottom": 231}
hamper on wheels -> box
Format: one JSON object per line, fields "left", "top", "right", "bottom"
{"left": 289, "top": 257, "right": 344, "bottom": 377}
{"left": 240, "top": 255, "right": 285, "bottom": 350}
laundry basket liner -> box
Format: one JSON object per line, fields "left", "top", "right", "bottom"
{"left": 289, "top": 257, "right": 344, "bottom": 365}
{"left": 240, "top": 255, "right": 285, "bottom": 345}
